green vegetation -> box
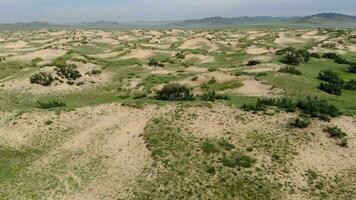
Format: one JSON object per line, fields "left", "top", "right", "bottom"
{"left": 30, "top": 72, "right": 54, "bottom": 86}
{"left": 136, "top": 118, "right": 282, "bottom": 199}
{"left": 278, "top": 66, "right": 302, "bottom": 75}
{"left": 155, "top": 84, "right": 194, "bottom": 101}
{"left": 36, "top": 100, "right": 66, "bottom": 109}
{"left": 277, "top": 47, "right": 310, "bottom": 65}
{"left": 323, "top": 126, "right": 348, "bottom": 147}
{"left": 291, "top": 114, "right": 311, "bottom": 128}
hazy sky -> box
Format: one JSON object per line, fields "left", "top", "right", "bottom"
{"left": 0, "top": 0, "right": 355, "bottom": 23}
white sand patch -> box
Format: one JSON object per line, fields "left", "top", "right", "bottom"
{"left": 179, "top": 37, "right": 219, "bottom": 51}
{"left": 120, "top": 49, "right": 154, "bottom": 59}
{"left": 8, "top": 48, "right": 67, "bottom": 61}
{"left": 246, "top": 46, "right": 274, "bottom": 55}
{"left": 229, "top": 75, "right": 274, "bottom": 97}
{"left": 275, "top": 32, "right": 305, "bottom": 45}
{"left": 183, "top": 66, "right": 209, "bottom": 73}
{"left": 140, "top": 43, "right": 171, "bottom": 49}
{"left": 184, "top": 54, "right": 215, "bottom": 63}
{"left": 4, "top": 40, "right": 28, "bottom": 48}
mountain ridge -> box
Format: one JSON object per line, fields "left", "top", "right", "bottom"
{"left": 1, "top": 13, "right": 356, "bottom": 30}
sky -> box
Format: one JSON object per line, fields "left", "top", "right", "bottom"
{"left": 0, "top": 0, "right": 355, "bottom": 23}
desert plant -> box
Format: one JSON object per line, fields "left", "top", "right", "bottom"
{"left": 278, "top": 66, "right": 302, "bottom": 75}
{"left": 344, "top": 79, "right": 356, "bottom": 90}
{"left": 36, "top": 100, "right": 66, "bottom": 109}
{"left": 297, "top": 97, "right": 341, "bottom": 120}
{"left": 148, "top": 57, "right": 165, "bottom": 67}
{"left": 348, "top": 63, "right": 356, "bottom": 73}
{"left": 222, "top": 153, "right": 256, "bottom": 168}
{"left": 317, "top": 70, "right": 342, "bottom": 83}
{"left": 278, "top": 47, "right": 310, "bottom": 65}
{"left": 322, "top": 52, "right": 339, "bottom": 59}
{"left": 175, "top": 52, "right": 185, "bottom": 59}
{"left": 30, "top": 72, "right": 54, "bottom": 86}
{"left": 319, "top": 81, "right": 343, "bottom": 95}
{"left": 291, "top": 114, "right": 311, "bottom": 128}
{"left": 246, "top": 59, "right": 261, "bottom": 66}
{"left": 199, "top": 91, "right": 230, "bottom": 101}
{"left": 310, "top": 52, "right": 321, "bottom": 58}
{"left": 55, "top": 64, "right": 81, "bottom": 80}
{"left": 155, "top": 84, "right": 193, "bottom": 101}
{"left": 324, "top": 126, "right": 348, "bottom": 147}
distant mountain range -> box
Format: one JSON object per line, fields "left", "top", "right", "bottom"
{"left": 1, "top": 13, "right": 356, "bottom": 30}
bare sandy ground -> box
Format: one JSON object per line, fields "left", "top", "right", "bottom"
{"left": 275, "top": 32, "right": 305, "bottom": 45}
{"left": 8, "top": 48, "right": 67, "bottom": 61}
{"left": 245, "top": 46, "right": 274, "bottom": 55}
{"left": 228, "top": 75, "right": 276, "bottom": 97}
{"left": 184, "top": 54, "right": 215, "bottom": 63}
{"left": 179, "top": 37, "right": 219, "bottom": 51}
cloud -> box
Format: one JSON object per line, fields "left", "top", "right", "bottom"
{"left": 0, "top": 0, "right": 355, "bottom": 23}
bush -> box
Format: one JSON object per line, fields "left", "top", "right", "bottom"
{"left": 246, "top": 59, "right": 261, "bottom": 66}
{"left": 278, "top": 47, "right": 310, "bottom": 65}
{"left": 322, "top": 53, "right": 350, "bottom": 65}
{"left": 36, "top": 100, "right": 66, "bottom": 109}
{"left": 297, "top": 97, "right": 341, "bottom": 120}
{"left": 148, "top": 57, "right": 165, "bottom": 67}
{"left": 175, "top": 52, "right": 185, "bottom": 60}
{"left": 55, "top": 64, "right": 81, "bottom": 80}
{"left": 310, "top": 52, "right": 321, "bottom": 58}
{"left": 322, "top": 52, "right": 339, "bottom": 59}
{"left": 30, "top": 72, "right": 54, "bottom": 86}
{"left": 155, "top": 84, "right": 193, "bottom": 101}
{"left": 278, "top": 66, "right": 302, "bottom": 75}
{"left": 317, "top": 70, "right": 342, "bottom": 83}
{"left": 222, "top": 153, "right": 256, "bottom": 168}
{"left": 344, "top": 79, "right": 356, "bottom": 90}
{"left": 324, "top": 126, "right": 348, "bottom": 147}
{"left": 199, "top": 91, "right": 230, "bottom": 101}
{"left": 242, "top": 98, "right": 296, "bottom": 112}
{"left": 334, "top": 56, "right": 350, "bottom": 64}
{"left": 319, "top": 82, "right": 343, "bottom": 95}
{"left": 348, "top": 63, "right": 356, "bottom": 73}
{"left": 291, "top": 114, "right": 311, "bottom": 128}
{"left": 258, "top": 98, "right": 296, "bottom": 112}
{"left": 317, "top": 70, "right": 344, "bottom": 95}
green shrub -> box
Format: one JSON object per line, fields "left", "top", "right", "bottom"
{"left": 291, "top": 114, "right": 311, "bottom": 128}
{"left": 324, "top": 126, "right": 348, "bottom": 147}
{"left": 348, "top": 63, "right": 356, "bottom": 73}
{"left": 202, "top": 141, "right": 219, "bottom": 154}
{"left": 88, "top": 69, "right": 102, "bottom": 75}
{"left": 155, "top": 84, "right": 194, "bottom": 101}
{"left": 55, "top": 64, "right": 81, "bottom": 80}
{"left": 246, "top": 59, "right": 261, "bottom": 66}
{"left": 344, "top": 79, "right": 356, "bottom": 90}
{"left": 317, "top": 70, "right": 344, "bottom": 95}
{"left": 317, "top": 70, "right": 342, "bottom": 83}
{"left": 199, "top": 91, "right": 230, "bottom": 101}
{"left": 30, "top": 72, "right": 54, "bottom": 86}
{"left": 175, "top": 52, "right": 185, "bottom": 59}
{"left": 297, "top": 97, "right": 341, "bottom": 120}
{"left": 310, "top": 52, "right": 321, "bottom": 58}
{"left": 322, "top": 52, "right": 339, "bottom": 59}
{"left": 319, "top": 81, "right": 343, "bottom": 95}
{"left": 222, "top": 154, "right": 256, "bottom": 168}
{"left": 278, "top": 47, "right": 310, "bottom": 65}
{"left": 242, "top": 98, "right": 296, "bottom": 112}
{"left": 148, "top": 57, "right": 165, "bottom": 67}
{"left": 36, "top": 101, "right": 66, "bottom": 109}
{"left": 278, "top": 66, "right": 302, "bottom": 75}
